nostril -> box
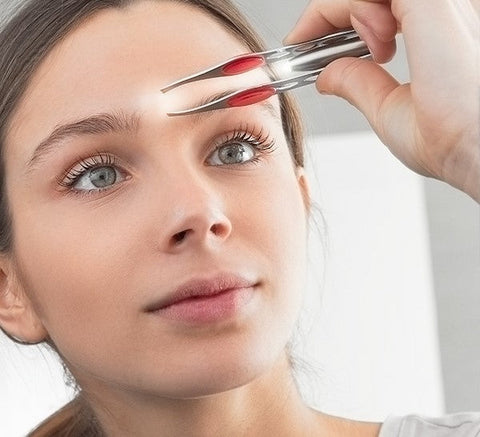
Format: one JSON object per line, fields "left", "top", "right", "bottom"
{"left": 172, "top": 230, "right": 188, "bottom": 244}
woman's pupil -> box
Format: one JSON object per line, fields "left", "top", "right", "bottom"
{"left": 220, "top": 143, "right": 246, "bottom": 164}
{"left": 90, "top": 167, "right": 116, "bottom": 188}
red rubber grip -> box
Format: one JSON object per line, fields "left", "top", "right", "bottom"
{"left": 227, "top": 86, "right": 276, "bottom": 108}
{"left": 221, "top": 55, "right": 265, "bottom": 75}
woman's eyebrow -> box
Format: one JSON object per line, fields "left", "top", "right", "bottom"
{"left": 24, "top": 110, "right": 141, "bottom": 174}
{"left": 24, "top": 94, "right": 280, "bottom": 175}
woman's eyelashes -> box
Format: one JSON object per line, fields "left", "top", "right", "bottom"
{"left": 56, "top": 126, "right": 277, "bottom": 197}
{"left": 57, "top": 152, "right": 126, "bottom": 194}
{"left": 206, "top": 127, "right": 276, "bottom": 167}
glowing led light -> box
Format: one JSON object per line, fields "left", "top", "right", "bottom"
{"left": 135, "top": 88, "right": 182, "bottom": 117}
{"left": 271, "top": 59, "right": 293, "bottom": 79}
{"left": 160, "top": 90, "right": 184, "bottom": 114}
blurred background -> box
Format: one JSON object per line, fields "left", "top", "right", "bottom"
{"left": 236, "top": 0, "right": 479, "bottom": 415}
{"left": 0, "top": 1, "right": 479, "bottom": 436}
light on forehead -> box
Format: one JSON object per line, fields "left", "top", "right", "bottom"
{"left": 136, "top": 83, "right": 281, "bottom": 121}
{"left": 136, "top": 90, "right": 180, "bottom": 116}
{"left": 158, "top": 66, "right": 276, "bottom": 116}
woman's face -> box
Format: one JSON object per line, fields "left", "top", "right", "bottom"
{"left": 3, "top": 1, "right": 309, "bottom": 399}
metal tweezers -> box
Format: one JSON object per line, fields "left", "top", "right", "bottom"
{"left": 161, "top": 28, "right": 371, "bottom": 116}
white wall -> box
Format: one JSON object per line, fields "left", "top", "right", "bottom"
{"left": 0, "top": 131, "right": 444, "bottom": 436}
{"left": 237, "top": 0, "right": 479, "bottom": 414}
{"left": 0, "top": 337, "right": 76, "bottom": 436}
{"left": 293, "top": 132, "right": 445, "bottom": 419}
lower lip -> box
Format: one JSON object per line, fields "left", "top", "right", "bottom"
{"left": 153, "top": 286, "right": 256, "bottom": 324}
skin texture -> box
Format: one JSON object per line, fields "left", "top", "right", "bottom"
{"left": 0, "top": 1, "right": 381, "bottom": 436}
{"left": 286, "top": 0, "right": 480, "bottom": 203}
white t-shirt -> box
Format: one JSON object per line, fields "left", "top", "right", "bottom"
{"left": 379, "top": 413, "right": 480, "bottom": 436}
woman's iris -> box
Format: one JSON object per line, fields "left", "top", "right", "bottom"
{"left": 217, "top": 143, "right": 253, "bottom": 165}
{"left": 89, "top": 167, "right": 117, "bottom": 188}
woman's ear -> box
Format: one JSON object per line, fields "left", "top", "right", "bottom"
{"left": 295, "top": 166, "right": 311, "bottom": 214}
{"left": 0, "top": 256, "right": 47, "bottom": 344}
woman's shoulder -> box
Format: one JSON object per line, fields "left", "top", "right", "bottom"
{"left": 379, "top": 412, "right": 480, "bottom": 437}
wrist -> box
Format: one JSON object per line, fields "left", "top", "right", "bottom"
{"left": 441, "top": 133, "right": 480, "bottom": 203}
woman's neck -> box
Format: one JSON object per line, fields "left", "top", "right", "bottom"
{"left": 79, "top": 352, "right": 323, "bottom": 437}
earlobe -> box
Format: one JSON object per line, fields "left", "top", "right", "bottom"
{"left": 295, "top": 167, "right": 311, "bottom": 214}
{"left": 0, "top": 257, "right": 47, "bottom": 344}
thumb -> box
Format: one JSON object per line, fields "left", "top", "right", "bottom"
{"left": 317, "top": 57, "right": 431, "bottom": 177}
{"left": 317, "top": 57, "right": 400, "bottom": 136}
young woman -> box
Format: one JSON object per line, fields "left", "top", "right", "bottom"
{"left": 0, "top": 0, "right": 477, "bottom": 436}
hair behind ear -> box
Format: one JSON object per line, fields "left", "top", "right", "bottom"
{"left": 27, "top": 396, "right": 104, "bottom": 437}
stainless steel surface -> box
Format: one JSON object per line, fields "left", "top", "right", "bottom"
{"left": 165, "top": 29, "right": 370, "bottom": 116}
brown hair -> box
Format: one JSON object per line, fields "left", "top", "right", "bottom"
{"left": 0, "top": 0, "right": 305, "bottom": 435}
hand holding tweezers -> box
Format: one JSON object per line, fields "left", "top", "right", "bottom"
{"left": 161, "top": 29, "right": 371, "bottom": 116}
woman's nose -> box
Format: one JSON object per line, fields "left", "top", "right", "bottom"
{"left": 157, "top": 172, "right": 233, "bottom": 253}
{"left": 167, "top": 208, "right": 232, "bottom": 251}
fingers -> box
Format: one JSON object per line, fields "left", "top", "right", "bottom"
{"left": 285, "top": 0, "right": 397, "bottom": 63}
{"left": 317, "top": 57, "right": 401, "bottom": 140}
{"left": 318, "top": 57, "right": 436, "bottom": 176}
{"left": 350, "top": 15, "right": 396, "bottom": 63}
{"left": 286, "top": 0, "right": 478, "bottom": 88}
{"left": 350, "top": 0, "right": 397, "bottom": 63}
{"left": 350, "top": 0, "right": 397, "bottom": 42}
{"left": 283, "top": 0, "right": 352, "bottom": 44}
{"left": 392, "top": 0, "right": 478, "bottom": 98}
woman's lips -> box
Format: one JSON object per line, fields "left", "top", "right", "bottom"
{"left": 151, "top": 285, "right": 256, "bottom": 324}
{"left": 145, "top": 272, "right": 259, "bottom": 323}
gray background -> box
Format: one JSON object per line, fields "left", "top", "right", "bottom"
{"left": 235, "top": 0, "right": 480, "bottom": 413}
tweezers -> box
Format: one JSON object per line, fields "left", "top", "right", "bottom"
{"left": 161, "top": 28, "right": 371, "bottom": 116}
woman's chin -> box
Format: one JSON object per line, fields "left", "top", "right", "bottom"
{"left": 141, "top": 348, "right": 289, "bottom": 400}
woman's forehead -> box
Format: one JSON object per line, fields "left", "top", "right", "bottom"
{"left": 6, "top": 1, "right": 258, "bottom": 160}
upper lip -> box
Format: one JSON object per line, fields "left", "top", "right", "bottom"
{"left": 145, "top": 272, "right": 258, "bottom": 312}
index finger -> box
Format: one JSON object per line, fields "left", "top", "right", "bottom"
{"left": 283, "top": 0, "right": 352, "bottom": 44}
{"left": 285, "top": 0, "right": 397, "bottom": 63}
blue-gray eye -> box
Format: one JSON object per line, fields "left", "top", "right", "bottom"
{"left": 206, "top": 127, "right": 277, "bottom": 167}
{"left": 218, "top": 143, "right": 255, "bottom": 164}
{"left": 60, "top": 152, "right": 126, "bottom": 193}
{"left": 88, "top": 167, "right": 117, "bottom": 188}
{"left": 208, "top": 142, "right": 255, "bottom": 166}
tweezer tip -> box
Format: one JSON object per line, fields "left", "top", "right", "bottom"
{"left": 160, "top": 85, "right": 174, "bottom": 93}
{"left": 160, "top": 81, "right": 184, "bottom": 93}
{"left": 165, "top": 110, "right": 194, "bottom": 117}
